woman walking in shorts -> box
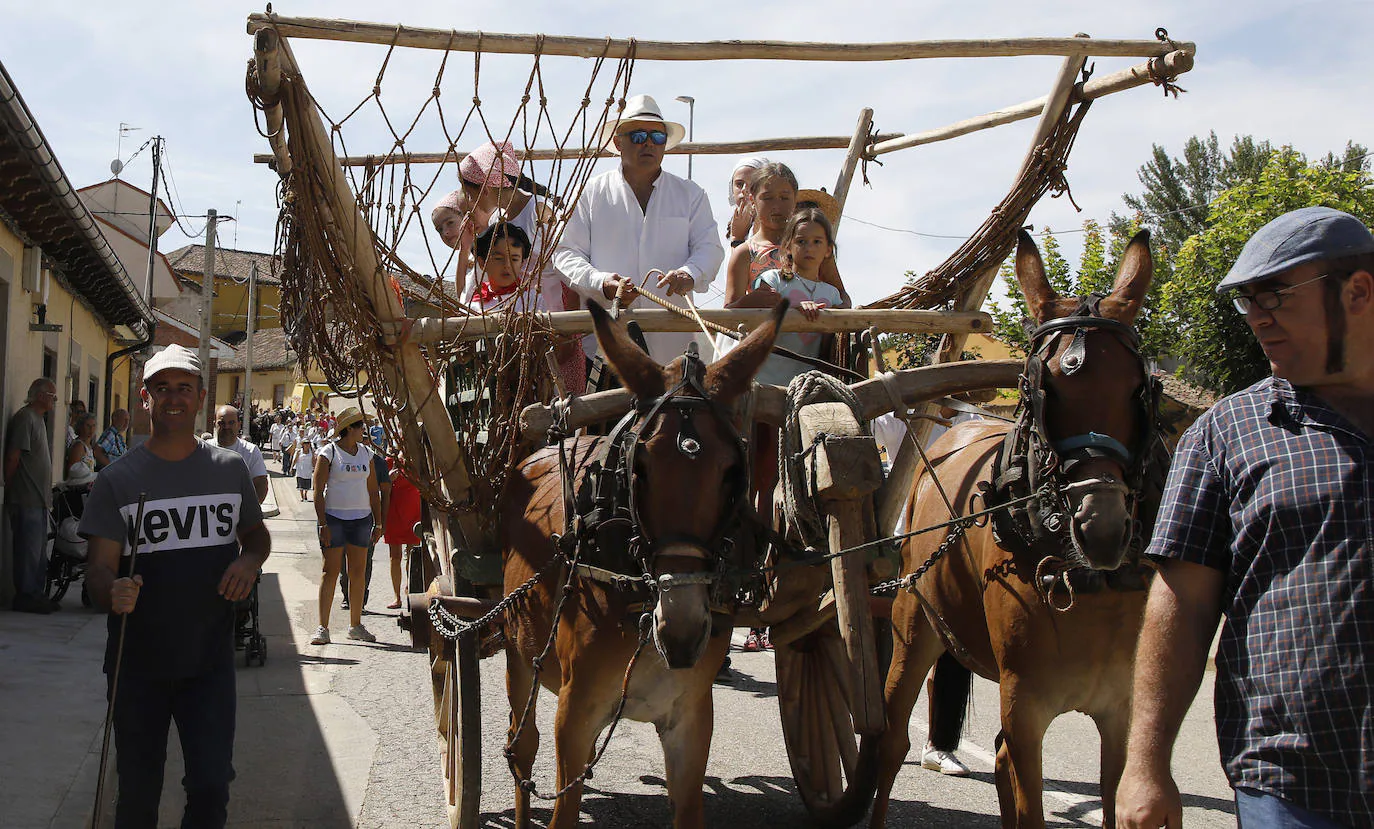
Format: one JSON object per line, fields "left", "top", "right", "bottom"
{"left": 310, "top": 407, "right": 384, "bottom": 644}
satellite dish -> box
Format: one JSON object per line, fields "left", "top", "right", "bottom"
{"left": 110, "top": 159, "right": 124, "bottom": 176}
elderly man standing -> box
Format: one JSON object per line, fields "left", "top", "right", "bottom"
{"left": 4, "top": 377, "right": 58, "bottom": 614}
{"left": 554, "top": 93, "right": 724, "bottom": 364}
{"left": 97, "top": 408, "right": 130, "bottom": 468}
{"left": 214, "top": 405, "right": 269, "bottom": 504}
{"left": 1116, "top": 207, "right": 1373, "bottom": 829}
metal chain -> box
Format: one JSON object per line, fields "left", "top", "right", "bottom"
{"left": 870, "top": 516, "right": 975, "bottom": 595}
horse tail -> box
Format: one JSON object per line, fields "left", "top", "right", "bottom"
{"left": 809, "top": 736, "right": 881, "bottom": 828}
{"left": 927, "top": 651, "right": 973, "bottom": 752}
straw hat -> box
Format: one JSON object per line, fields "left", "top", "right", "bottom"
{"left": 332, "top": 406, "right": 366, "bottom": 438}
{"left": 796, "top": 189, "right": 842, "bottom": 226}
{"left": 595, "top": 95, "right": 687, "bottom": 154}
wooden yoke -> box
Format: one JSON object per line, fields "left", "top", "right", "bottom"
{"left": 797, "top": 403, "right": 886, "bottom": 736}
{"left": 253, "top": 29, "right": 483, "bottom": 558}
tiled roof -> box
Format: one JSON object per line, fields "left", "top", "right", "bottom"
{"left": 166, "top": 244, "right": 282, "bottom": 285}
{"left": 218, "top": 327, "right": 298, "bottom": 371}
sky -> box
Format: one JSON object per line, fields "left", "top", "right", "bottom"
{"left": 2, "top": 0, "right": 1371, "bottom": 311}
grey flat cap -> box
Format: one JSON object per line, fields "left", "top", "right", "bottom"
{"left": 1218, "top": 206, "right": 1374, "bottom": 293}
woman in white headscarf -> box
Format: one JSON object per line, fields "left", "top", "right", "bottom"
{"left": 724, "top": 156, "right": 771, "bottom": 244}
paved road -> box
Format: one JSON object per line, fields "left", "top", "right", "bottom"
{"left": 3, "top": 471, "right": 1237, "bottom": 827}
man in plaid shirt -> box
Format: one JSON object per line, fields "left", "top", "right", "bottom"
{"left": 1117, "top": 207, "right": 1373, "bottom": 829}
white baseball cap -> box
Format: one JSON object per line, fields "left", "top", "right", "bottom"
{"left": 143, "top": 344, "right": 202, "bottom": 382}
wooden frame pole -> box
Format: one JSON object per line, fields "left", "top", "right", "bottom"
{"left": 868, "top": 49, "right": 1193, "bottom": 157}
{"left": 254, "top": 133, "right": 905, "bottom": 168}
{"left": 831, "top": 108, "right": 875, "bottom": 236}
{"left": 247, "top": 15, "right": 1189, "bottom": 62}
{"left": 401, "top": 308, "right": 992, "bottom": 344}
{"left": 254, "top": 29, "right": 481, "bottom": 550}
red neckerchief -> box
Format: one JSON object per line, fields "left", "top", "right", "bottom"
{"left": 472, "top": 279, "right": 520, "bottom": 305}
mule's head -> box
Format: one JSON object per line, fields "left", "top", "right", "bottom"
{"left": 589, "top": 300, "right": 788, "bottom": 669}
{"left": 1015, "top": 229, "right": 1154, "bottom": 570}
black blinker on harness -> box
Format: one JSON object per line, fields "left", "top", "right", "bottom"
{"left": 987, "top": 294, "right": 1169, "bottom": 562}
{"left": 563, "top": 343, "right": 753, "bottom": 609}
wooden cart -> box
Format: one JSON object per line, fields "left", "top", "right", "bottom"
{"left": 244, "top": 13, "right": 1193, "bottom": 826}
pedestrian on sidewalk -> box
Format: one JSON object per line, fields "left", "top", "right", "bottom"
{"left": 293, "top": 441, "right": 315, "bottom": 501}
{"left": 4, "top": 377, "right": 57, "bottom": 614}
{"left": 338, "top": 427, "right": 390, "bottom": 612}
{"left": 80, "top": 344, "right": 272, "bottom": 828}
{"left": 214, "top": 405, "right": 268, "bottom": 505}
{"left": 311, "top": 407, "right": 384, "bottom": 644}
{"left": 1116, "top": 207, "right": 1374, "bottom": 829}
{"left": 383, "top": 452, "right": 422, "bottom": 610}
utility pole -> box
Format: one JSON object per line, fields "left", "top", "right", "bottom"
{"left": 142, "top": 137, "right": 162, "bottom": 303}
{"left": 245, "top": 260, "right": 257, "bottom": 412}
{"left": 197, "top": 209, "right": 217, "bottom": 432}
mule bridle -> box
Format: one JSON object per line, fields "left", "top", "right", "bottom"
{"left": 562, "top": 343, "right": 752, "bottom": 606}
{"left": 987, "top": 295, "right": 1165, "bottom": 562}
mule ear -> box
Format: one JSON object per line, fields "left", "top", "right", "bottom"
{"left": 1101, "top": 229, "right": 1153, "bottom": 325}
{"left": 704, "top": 298, "right": 790, "bottom": 405}
{"left": 1015, "top": 229, "right": 1059, "bottom": 323}
{"left": 588, "top": 300, "right": 665, "bottom": 399}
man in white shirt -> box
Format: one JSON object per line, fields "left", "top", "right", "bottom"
{"left": 214, "top": 405, "right": 269, "bottom": 504}
{"left": 553, "top": 93, "right": 724, "bottom": 364}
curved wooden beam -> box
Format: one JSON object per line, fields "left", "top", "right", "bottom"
{"left": 518, "top": 359, "right": 1021, "bottom": 440}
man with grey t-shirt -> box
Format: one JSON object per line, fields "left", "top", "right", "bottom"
{"left": 82, "top": 345, "right": 270, "bottom": 828}
{"left": 4, "top": 377, "right": 57, "bottom": 614}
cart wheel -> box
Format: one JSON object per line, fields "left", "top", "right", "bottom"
{"left": 776, "top": 625, "right": 879, "bottom": 827}
{"left": 431, "top": 634, "right": 481, "bottom": 828}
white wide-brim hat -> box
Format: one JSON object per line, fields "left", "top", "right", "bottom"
{"left": 596, "top": 94, "right": 687, "bottom": 154}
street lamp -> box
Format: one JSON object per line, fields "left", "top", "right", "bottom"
{"left": 675, "top": 95, "right": 695, "bottom": 180}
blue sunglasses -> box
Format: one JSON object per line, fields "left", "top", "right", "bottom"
{"left": 621, "top": 129, "right": 668, "bottom": 146}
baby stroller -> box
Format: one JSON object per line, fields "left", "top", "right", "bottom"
{"left": 235, "top": 571, "right": 267, "bottom": 667}
{"left": 45, "top": 480, "right": 92, "bottom": 607}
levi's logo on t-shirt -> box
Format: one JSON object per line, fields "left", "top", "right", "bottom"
{"left": 119, "top": 494, "right": 243, "bottom": 554}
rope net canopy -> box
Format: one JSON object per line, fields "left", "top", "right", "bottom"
{"left": 243, "top": 13, "right": 1194, "bottom": 539}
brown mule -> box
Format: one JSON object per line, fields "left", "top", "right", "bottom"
{"left": 870, "top": 230, "right": 1161, "bottom": 828}
{"left": 499, "top": 299, "right": 787, "bottom": 829}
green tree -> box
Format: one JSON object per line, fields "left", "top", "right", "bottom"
{"left": 1164, "top": 147, "right": 1374, "bottom": 393}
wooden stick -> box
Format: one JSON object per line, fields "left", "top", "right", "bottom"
{"left": 246, "top": 15, "right": 1189, "bottom": 61}
{"left": 831, "top": 108, "right": 874, "bottom": 236}
{"left": 1017, "top": 48, "right": 1089, "bottom": 178}
{"left": 261, "top": 31, "right": 482, "bottom": 554}
{"left": 254, "top": 134, "right": 905, "bottom": 168}
{"left": 828, "top": 501, "right": 886, "bottom": 735}
{"left": 868, "top": 50, "right": 1193, "bottom": 157}
{"left": 519, "top": 358, "right": 1020, "bottom": 440}
{"left": 404, "top": 308, "right": 991, "bottom": 343}
{"left": 251, "top": 29, "right": 292, "bottom": 176}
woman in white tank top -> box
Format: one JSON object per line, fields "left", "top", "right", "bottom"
{"left": 310, "top": 407, "right": 384, "bottom": 644}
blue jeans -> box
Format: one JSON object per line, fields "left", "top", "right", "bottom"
{"left": 111, "top": 660, "right": 237, "bottom": 829}
{"left": 1235, "top": 788, "right": 1348, "bottom": 829}
{"left": 7, "top": 502, "right": 48, "bottom": 598}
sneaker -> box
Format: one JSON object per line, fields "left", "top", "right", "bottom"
{"left": 340, "top": 596, "right": 349, "bottom": 610}
{"left": 742, "top": 630, "right": 762, "bottom": 652}
{"left": 760, "top": 629, "right": 772, "bottom": 650}
{"left": 921, "top": 745, "right": 970, "bottom": 776}
{"left": 347, "top": 624, "right": 376, "bottom": 643}
{"left": 310, "top": 626, "right": 330, "bottom": 645}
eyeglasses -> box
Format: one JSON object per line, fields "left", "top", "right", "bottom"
{"left": 1231, "top": 271, "right": 1337, "bottom": 315}
{"left": 620, "top": 129, "right": 668, "bottom": 146}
